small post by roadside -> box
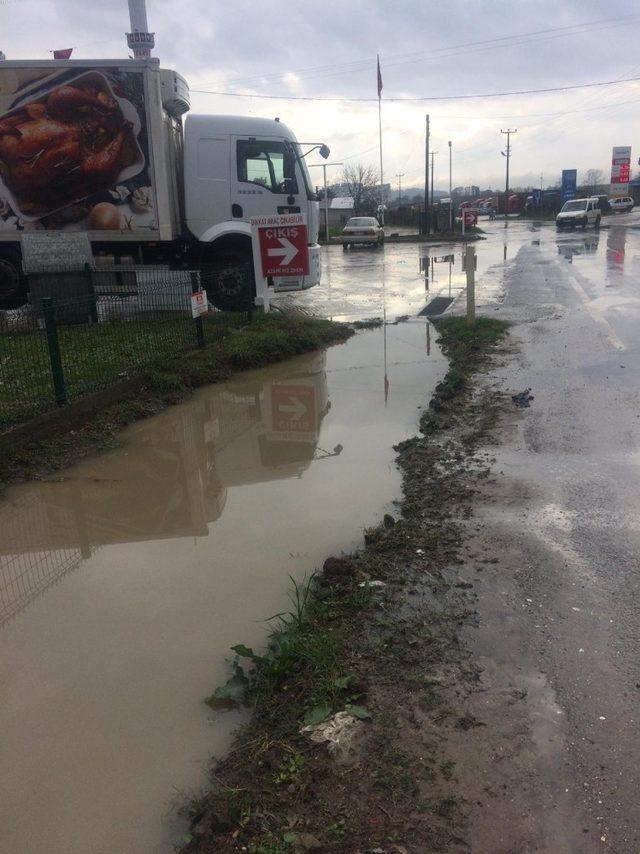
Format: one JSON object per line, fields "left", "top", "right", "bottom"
{"left": 191, "top": 272, "right": 205, "bottom": 348}
{"left": 83, "top": 263, "right": 98, "bottom": 324}
{"left": 465, "top": 245, "right": 476, "bottom": 328}
{"left": 42, "top": 297, "right": 68, "bottom": 405}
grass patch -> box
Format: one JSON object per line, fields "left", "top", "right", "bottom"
{"left": 0, "top": 313, "right": 352, "bottom": 489}
{"left": 181, "top": 315, "right": 510, "bottom": 853}
{"left": 349, "top": 317, "right": 384, "bottom": 330}
{"left": 0, "top": 311, "right": 247, "bottom": 429}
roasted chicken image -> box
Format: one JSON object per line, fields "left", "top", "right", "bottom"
{"left": 0, "top": 78, "right": 137, "bottom": 217}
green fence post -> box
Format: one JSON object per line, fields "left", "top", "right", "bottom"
{"left": 84, "top": 263, "right": 98, "bottom": 324}
{"left": 191, "top": 272, "right": 205, "bottom": 348}
{"left": 42, "top": 297, "right": 67, "bottom": 406}
{"left": 245, "top": 264, "right": 254, "bottom": 322}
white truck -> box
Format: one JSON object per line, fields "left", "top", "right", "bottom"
{"left": 0, "top": 58, "right": 325, "bottom": 309}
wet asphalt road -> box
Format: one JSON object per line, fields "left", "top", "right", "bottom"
{"left": 455, "top": 214, "right": 640, "bottom": 853}
{"left": 285, "top": 213, "right": 640, "bottom": 852}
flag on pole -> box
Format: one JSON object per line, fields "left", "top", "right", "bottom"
{"left": 377, "top": 54, "right": 383, "bottom": 99}
{"left": 53, "top": 48, "right": 73, "bottom": 59}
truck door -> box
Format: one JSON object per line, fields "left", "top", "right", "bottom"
{"left": 232, "top": 137, "right": 303, "bottom": 223}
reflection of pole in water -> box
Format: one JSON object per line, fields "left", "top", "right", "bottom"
{"left": 503, "top": 244, "right": 507, "bottom": 261}
{"left": 448, "top": 257, "right": 452, "bottom": 297}
{"left": 426, "top": 320, "right": 431, "bottom": 356}
{"left": 382, "top": 253, "right": 389, "bottom": 406}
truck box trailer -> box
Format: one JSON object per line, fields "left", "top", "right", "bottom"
{"left": 0, "top": 59, "right": 323, "bottom": 309}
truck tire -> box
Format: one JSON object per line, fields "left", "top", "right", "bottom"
{"left": 202, "top": 239, "right": 256, "bottom": 313}
{"left": 0, "top": 249, "right": 26, "bottom": 309}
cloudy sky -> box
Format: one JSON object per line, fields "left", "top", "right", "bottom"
{"left": 2, "top": 0, "right": 640, "bottom": 194}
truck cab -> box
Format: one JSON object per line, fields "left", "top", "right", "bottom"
{"left": 184, "top": 115, "right": 321, "bottom": 307}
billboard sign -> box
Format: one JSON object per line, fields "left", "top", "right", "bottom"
{"left": 561, "top": 169, "right": 577, "bottom": 204}
{"left": 610, "top": 146, "right": 632, "bottom": 197}
{"left": 0, "top": 64, "right": 157, "bottom": 234}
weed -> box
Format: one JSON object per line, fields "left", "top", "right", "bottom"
{"left": 440, "top": 760, "right": 456, "bottom": 780}
{"left": 436, "top": 794, "right": 458, "bottom": 819}
{"left": 274, "top": 753, "right": 305, "bottom": 784}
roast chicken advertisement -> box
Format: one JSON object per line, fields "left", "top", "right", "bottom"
{"left": 0, "top": 67, "right": 156, "bottom": 232}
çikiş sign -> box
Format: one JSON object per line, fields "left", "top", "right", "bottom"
{"left": 251, "top": 214, "right": 310, "bottom": 278}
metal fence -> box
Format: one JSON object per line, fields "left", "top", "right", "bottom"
{"left": 0, "top": 264, "right": 254, "bottom": 430}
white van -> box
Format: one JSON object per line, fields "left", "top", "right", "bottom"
{"left": 556, "top": 197, "right": 601, "bottom": 230}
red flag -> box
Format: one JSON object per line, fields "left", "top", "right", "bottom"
{"left": 377, "top": 54, "right": 383, "bottom": 99}
{"left": 53, "top": 48, "right": 73, "bottom": 59}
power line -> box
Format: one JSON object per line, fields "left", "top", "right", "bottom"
{"left": 222, "top": 15, "right": 639, "bottom": 89}
{"left": 192, "top": 73, "right": 640, "bottom": 104}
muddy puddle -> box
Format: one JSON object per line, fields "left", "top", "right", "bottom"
{"left": 0, "top": 321, "right": 446, "bottom": 854}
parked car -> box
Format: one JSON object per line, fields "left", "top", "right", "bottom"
{"left": 608, "top": 196, "right": 634, "bottom": 214}
{"left": 556, "top": 197, "right": 601, "bottom": 230}
{"left": 341, "top": 217, "right": 384, "bottom": 249}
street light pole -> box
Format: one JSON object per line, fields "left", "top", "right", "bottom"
{"left": 501, "top": 128, "right": 517, "bottom": 224}
{"left": 448, "top": 140, "right": 453, "bottom": 231}
{"left": 308, "top": 161, "right": 343, "bottom": 243}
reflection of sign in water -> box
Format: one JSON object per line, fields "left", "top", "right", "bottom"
{"left": 0, "top": 353, "right": 329, "bottom": 625}
{"left": 607, "top": 231, "right": 626, "bottom": 270}
{"left": 271, "top": 384, "right": 317, "bottom": 435}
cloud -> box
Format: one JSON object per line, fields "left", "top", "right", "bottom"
{"left": 2, "top": 0, "right": 639, "bottom": 188}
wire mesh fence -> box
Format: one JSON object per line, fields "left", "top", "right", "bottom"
{"left": 0, "top": 263, "right": 254, "bottom": 430}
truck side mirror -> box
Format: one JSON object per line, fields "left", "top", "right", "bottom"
{"left": 284, "top": 150, "right": 296, "bottom": 180}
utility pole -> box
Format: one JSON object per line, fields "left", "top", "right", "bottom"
{"left": 501, "top": 128, "right": 517, "bottom": 223}
{"left": 423, "top": 114, "right": 430, "bottom": 235}
{"left": 396, "top": 173, "right": 405, "bottom": 207}
{"left": 448, "top": 140, "right": 453, "bottom": 232}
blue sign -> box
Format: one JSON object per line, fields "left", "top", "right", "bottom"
{"left": 532, "top": 188, "right": 542, "bottom": 207}
{"left": 561, "top": 169, "right": 577, "bottom": 203}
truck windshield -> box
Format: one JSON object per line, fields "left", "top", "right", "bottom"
{"left": 237, "top": 140, "right": 298, "bottom": 194}
{"left": 562, "top": 200, "right": 587, "bottom": 212}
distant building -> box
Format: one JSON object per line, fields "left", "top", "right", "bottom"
{"left": 453, "top": 186, "right": 480, "bottom": 197}
{"left": 328, "top": 197, "right": 355, "bottom": 229}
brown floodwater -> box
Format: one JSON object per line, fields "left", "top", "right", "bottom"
{"left": 0, "top": 321, "right": 445, "bottom": 854}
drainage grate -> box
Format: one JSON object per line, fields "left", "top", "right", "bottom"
{"left": 418, "top": 296, "right": 454, "bottom": 317}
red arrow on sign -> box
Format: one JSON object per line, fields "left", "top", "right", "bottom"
{"left": 268, "top": 238, "right": 298, "bottom": 266}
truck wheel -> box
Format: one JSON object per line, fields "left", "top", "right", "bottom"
{"left": 202, "top": 241, "right": 255, "bottom": 312}
{"left": 0, "top": 252, "right": 26, "bottom": 309}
